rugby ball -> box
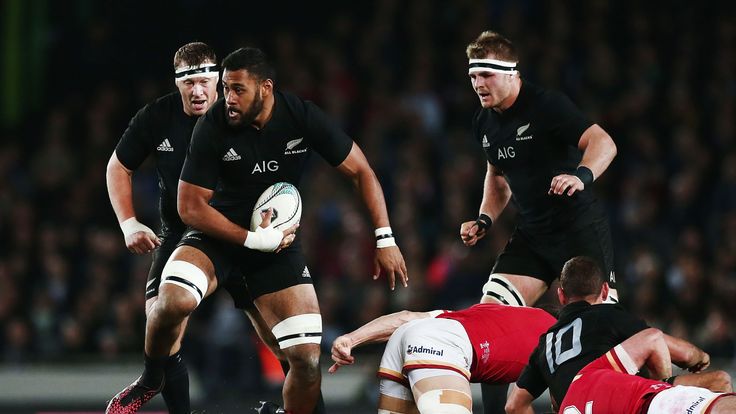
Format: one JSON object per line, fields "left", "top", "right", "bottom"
{"left": 250, "top": 182, "right": 302, "bottom": 231}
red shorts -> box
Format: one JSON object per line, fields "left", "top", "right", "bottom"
{"left": 559, "top": 346, "right": 671, "bottom": 414}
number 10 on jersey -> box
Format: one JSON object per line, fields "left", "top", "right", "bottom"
{"left": 545, "top": 317, "right": 583, "bottom": 373}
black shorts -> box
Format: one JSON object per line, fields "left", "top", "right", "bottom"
{"left": 492, "top": 218, "right": 616, "bottom": 287}
{"left": 145, "top": 231, "right": 184, "bottom": 300}
{"left": 177, "top": 228, "right": 312, "bottom": 309}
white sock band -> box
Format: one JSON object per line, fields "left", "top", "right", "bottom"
{"left": 272, "top": 313, "right": 322, "bottom": 349}
{"left": 415, "top": 389, "right": 472, "bottom": 414}
{"left": 161, "top": 260, "right": 209, "bottom": 305}
{"left": 482, "top": 275, "right": 526, "bottom": 306}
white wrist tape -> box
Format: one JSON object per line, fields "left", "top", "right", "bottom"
{"left": 120, "top": 217, "right": 156, "bottom": 239}
{"left": 375, "top": 227, "right": 396, "bottom": 249}
{"left": 243, "top": 225, "right": 284, "bottom": 252}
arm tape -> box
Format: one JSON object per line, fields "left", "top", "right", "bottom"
{"left": 574, "top": 166, "right": 594, "bottom": 187}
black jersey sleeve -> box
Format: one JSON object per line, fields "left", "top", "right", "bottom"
{"left": 115, "top": 103, "right": 158, "bottom": 170}
{"left": 301, "top": 100, "right": 353, "bottom": 166}
{"left": 516, "top": 346, "right": 549, "bottom": 398}
{"left": 180, "top": 115, "right": 220, "bottom": 190}
{"left": 541, "top": 91, "right": 593, "bottom": 147}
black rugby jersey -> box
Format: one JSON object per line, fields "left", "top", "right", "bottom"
{"left": 181, "top": 91, "right": 353, "bottom": 227}
{"left": 116, "top": 92, "right": 197, "bottom": 233}
{"left": 516, "top": 301, "right": 648, "bottom": 406}
{"left": 472, "top": 81, "right": 606, "bottom": 231}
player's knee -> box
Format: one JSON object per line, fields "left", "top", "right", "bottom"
{"left": 271, "top": 313, "right": 322, "bottom": 380}
{"left": 416, "top": 390, "right": 471, "bottom": 414}
{"left": 159, "top": 260, "right": 209, "bottom": 316}
{"left": 154, "top": 291, "right": 197, "bottom": 320}
{"left": 284, "top": 345, "right": 321, "bottom": 382}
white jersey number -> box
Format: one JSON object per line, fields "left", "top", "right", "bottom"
{"left": 545, "top": 317, "right": 583, "bottom": 373}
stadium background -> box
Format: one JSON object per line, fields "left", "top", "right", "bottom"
{"left": 1, "top": 0, "right": 735, "bottom": 412}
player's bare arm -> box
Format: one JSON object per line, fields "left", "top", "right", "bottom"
{"left": 336, "top": 142, "right": 408, "bottom": 290}
{"left": 505, "top": 384, "right": 536, "bottom": 414}
{"left": 461, "top": 162, "right": 510, "bottom": 246}
{"left": 329, "top": 310, "right": 434, "bottom": 373}
{"left": 549, "top": 124, "right": 617, "bottom": 196}
{"left": 177, "top": 180, "right": 297, "bottom": 250}
{"left": 673, "top": 371, "right": 733, "bottom": 393}
{"left": 663, "top": 333, "right": 711, "bottom": 372}
{"left": 106, "top": 152, "right": 161, "bottom": 253}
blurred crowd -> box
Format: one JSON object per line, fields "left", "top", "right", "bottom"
{"left": 1, "top": 0, "right": 735, "bottom": 402}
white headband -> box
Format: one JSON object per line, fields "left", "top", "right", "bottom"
{"left": 468, "top": 58, "right": 518, "bottom": 74}
{"left": 175, "top": 63, "right": 220, "bottom": 81}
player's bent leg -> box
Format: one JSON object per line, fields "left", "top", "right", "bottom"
{"left": 146, "top": 246, "right": 218, "bottom": 356}
{"left": 379, "top": 378, "right": 418, "bottom": 414}
{"left": 675, "top": 371, "right": 733, "bottom": 393}
{"left": 245, "top": 307, "right": 288, "bottom": 361}
{"left": 480, "top": 273, "right": 546, "bottom": 307}
{"left": 245, "top": 307, "right": 328, "bottom": 414}
{"left": 409, "top": 374, "right": 472, "bottom": 414}
{"left": 256, "top": 284, "right": 321, "bottom": 414}
{"left": 107, "top": 247, "right": 217, "bottom": 414}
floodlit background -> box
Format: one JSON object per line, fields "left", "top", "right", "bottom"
{"left": 1, "top": 0, "right": 735, "bottom": 412}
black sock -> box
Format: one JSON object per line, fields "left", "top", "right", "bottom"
{"left": 160, "top": 351, "right": 191, "bottom": 414}
{"left": 481, "top": 382, "right": 509, "bottom": 414}
{"left": 140, "top": 354, "right": 167, "bottom": 389}
{"left": 280, "top": 361, "right": 326, "bottom": 414}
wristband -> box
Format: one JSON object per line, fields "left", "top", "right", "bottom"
{"left": 244, "top": 225, "right": 284, "bottom": 252}
{"left": 120, "top": 217, "right": 156, "bottom": 239}
{"left": 662, "top": 376, "right": 677, "bottom": 385}
{"left": 574, "top": 166, "right": 594, "bottom": 187}
{"left": 375, "top": 227, "right": 396, "bottom": 249}
{"left": 475, "top": 213, "right": 493, "bottom": 231}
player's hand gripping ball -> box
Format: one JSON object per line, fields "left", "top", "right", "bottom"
{"left": 250, "top": 182, "right": 302, "bottom": 231}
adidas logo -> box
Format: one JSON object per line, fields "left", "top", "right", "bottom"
{"left": 157, "top": 138, "right": 174, "bottom": 152}
{"left": 222, "top": 148, "right": 242, "bottom": 161}
{"left": 516, "top": 123, "right": 533, "bottom": 141}
{"left": 482, "top": 134, "right": 490, "bottom": 148}
{"left": 301, "top": 266, "right": 311, "bottom": 278}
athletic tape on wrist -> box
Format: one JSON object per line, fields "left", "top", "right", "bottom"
{"left": 243, "top": 226, "right": 283, "bottom": 252}
{"left": 662, "top": 376, "right": 677, "bottom": 385}
{"left": 120, "top": 217, "right": 156, "bottom": 238}
{"left": 375, "top": 227, "right": 396, "bottom": 248}
{"left": 475, "top": 213, "right": 493, "bottom": 231}
{"left": 575, "top": 166, "right": 594, "bottom": 187}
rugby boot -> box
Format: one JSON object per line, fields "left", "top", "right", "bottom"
{"left": 105, "top": 376, "right": 164, "bottom": 414}
{"left": 254, "top": 400, "right": 287, "bottom": 414}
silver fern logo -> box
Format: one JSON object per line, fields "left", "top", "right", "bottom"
{"left": 516, "top": 123, "right": 533, "bottom": 141}
{"left": 284, "top": 137, "right": 307, "bottom": 155}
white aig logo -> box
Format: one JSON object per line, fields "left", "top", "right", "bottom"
{"left": 498, "top": 146, "right": 515, "bottom": 159}
{"left": 251, "top": 160, "right": 279, "bottom": 174}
